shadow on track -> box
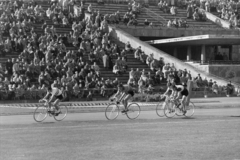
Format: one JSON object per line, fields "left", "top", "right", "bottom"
{"left": 38, "top": 122, "right": 55, "bottom": 124}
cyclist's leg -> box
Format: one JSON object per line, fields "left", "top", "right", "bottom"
{"left": 53, "top": 98, "right": 60, "bottom": 111}
{"left": 181, "top": 95, "right": 187, "bottom": 112}
{"left": 122, "top": 94, "right": 132, "bottom": 110}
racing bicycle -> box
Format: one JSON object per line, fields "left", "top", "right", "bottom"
{"left": 33, "top": 100, "right": 68, "bottom": 122}
{"left": 156, "top": 96, "right": 195, "bottom": 118}
{"left": 105, "top": 98, "right": 141, "bottom": 120}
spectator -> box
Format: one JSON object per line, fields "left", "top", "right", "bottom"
{"left": 134, "top": 46, "right": 142, "bottom": 59}
{"left": 146, "top": 84, "right": 154, "bottom": 94}
{"left": 138, "top": 77, "right": 145, "bottom": 93}
{"left": 155, "top": 68, "right": 163, "bottom": 84}
{"left": 6, "top": 58, "right": 13, "bottom": 75}
{"left": 140, "top": 52, "right": 147, "bottom": 63}
{"left": 86, "top": 91, "right": 93, "bottom": 101}
{"left": 208, "top": 79, "right": 213, "bottom": 88}
{"left": 162, "top": 63, "right": 171, "bottom": 79}
{"left": 97, "top": 0, "right": 104, "bottom": 5}
{"left": 144, "top": 19, "right": 150, "bottom": 26}
{"left": 225, "top": 81, "right": 234, "bottom": 96}
{"left": 113, "top": 64, "right": 122, "bottom": 75}
{"left": 121, "top": 57, "right": 128, "bottom": 72}
{"left": 129, "top": 68, "right": 135, "bottom": 80}
{"left": 212, "top": 81, "right": 219, "bottom": 94}
{"left": 102, "top": 53, "right": 109, "bottom": 68}
{"left": 193, "top": 10, "right": 200, "bottom": 21}
{"left": 146, "top": 53, "right": 154, "bottom": 67}
{"left": 187, "top": 4, "right": 194, "bottom": 19}
{"left": 150, "top": 59, "right": 159, "bottom": 72}
{"left": 170, "top": 6, "right": 177, "bottom": 16}
{"left": 237, "top": 86, "right": 240, "bottom": 97}
{"left": 167, "top": 19, "right": 173, "bottom": 27}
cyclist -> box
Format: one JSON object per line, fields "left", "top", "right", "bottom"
{"left": 40, "top": 87, "right": 64, "bottom": 115}
{"left": 170, "top": 82, "right": 189, "bottom": 115}
{"left": 161, "top": 82, "right": 175, "bottom": 109}
{"left": 111, "top": 84, "right": 134, "bottom": 113}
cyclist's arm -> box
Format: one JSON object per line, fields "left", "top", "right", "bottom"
{"left": 42, "top": 92, "right": 50, "bottom": 101}
{"left": 175, "top": 91, "right": 182, "bottom": 101}
{"left": 163, "top": 87, "right": 170, "bottom": 96}
{"left": 170, "top": 90, "right": 177, "bottom": 99}
{"left": 111, "top": 90, "right": 121, "bottom": 100}
{"left": 48, "top": 93, "right": 55, "bottom": 103}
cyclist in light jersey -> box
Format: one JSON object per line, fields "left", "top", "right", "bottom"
{"left": 162, "top": 82, "right": 175, "bottom": 108}
{"left": 40, "top": 87, "right": 64, "bottom": 114}
{"left": 111, "top": 84, "right": 134, "bottom": 113}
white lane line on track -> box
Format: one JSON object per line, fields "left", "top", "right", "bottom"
{"left": 0, "top": 119, "right": 239, "bottom": 131}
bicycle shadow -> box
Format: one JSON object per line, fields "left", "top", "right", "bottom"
{"left": 180, "top": 117, "right": 196, "bottom": 120}
{"left": 229, "top": 116, "right": 240, "bottom": 118}
{"left": 37, "top": 122, "right": 55, "bottom": 124}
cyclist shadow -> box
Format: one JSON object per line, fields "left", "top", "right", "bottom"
{"left": 38, "top": 122, "right": 55, "bottom": 124}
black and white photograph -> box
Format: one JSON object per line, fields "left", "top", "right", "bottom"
{"left": 0, "top": 0, "right": 240, "bottom": 159}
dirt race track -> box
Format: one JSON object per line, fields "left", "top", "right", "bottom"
{"left": 0, "top": 108, "right": 240, "bottom": 160}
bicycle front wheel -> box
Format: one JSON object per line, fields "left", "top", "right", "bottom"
{"left": 54, "top": 105, "right": 68, "bottom": 121}
{"left": 33, "top": 105, "right": 48, "bottom": 122}
{"left": 164, "top": 104, "right": 176, "bottom": 118}
{"left": 156, "top": 101, "right": 165, "bottom": 117}
{"left": 126, "top": 103, "right": 141, "bottom": 119}
{"left": 105, "top": 103, "right": 119, "bottom": 120}
{"left": 184, "top": 102, "right": 195, "bottom": 117}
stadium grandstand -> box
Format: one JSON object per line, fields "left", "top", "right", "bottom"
{"left": 0, "top": 0, "right": 239, "bottom": 101}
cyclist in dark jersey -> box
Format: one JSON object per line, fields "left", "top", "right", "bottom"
{"left": 170, "top": 83, "right": 189, "bottom": 114}
{"left": 111, "top": 84, "right": 134, "bottom": 113}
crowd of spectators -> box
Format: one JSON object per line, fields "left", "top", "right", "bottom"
{"left": 0, "top": 0, "right": 127, "bottom": 101}
{"left": 199, "top": 0, "right": 240, "bottom": 27}
{"left": 157, "top": 0, "right": 190, "bottom": 28}
{"left": 90, "top": 0, "right": 142, "bottom": 26}
{"left": 167, "top": 18, "right": 189, "bottom": 28}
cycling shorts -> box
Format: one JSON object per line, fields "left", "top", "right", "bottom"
{"left": 181, "top": 89, "right": 189, "bottom": 96}
{"left": 127, "top": 90, "right": 134, "bottom": 97}
{"left": 56, "top": 94, "right": 64, "bottom": 100}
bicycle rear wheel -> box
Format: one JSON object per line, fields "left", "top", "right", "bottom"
{"left": 184, "top": 102, "right": 195, "bottom": 117}
{"left": 105, "top": 103, "right": 119, "bottom": 120}
{"left": 164, "top": 104, "right": 176, "bottom": 118}
{"left": 54, "top": 105, "right": 68, "bottom": 121}
{"left": 33, "top": 105, "right": 48, "bottom": 122}
{"left": 156, "top": 101, "right": 165, "bottom": 117}
{"left": 126, "top": 103, "right": 141, "bottom": 119}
